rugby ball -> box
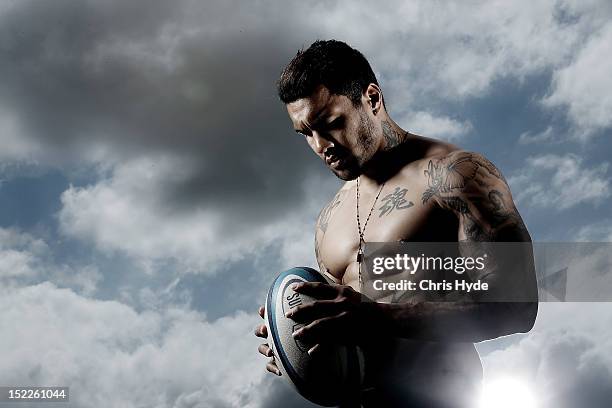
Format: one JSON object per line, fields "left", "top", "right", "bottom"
{"left": 264, "top": 267, "right": 362, "bottom": 406}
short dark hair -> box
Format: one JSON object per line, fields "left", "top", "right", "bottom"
{"left": 277, "top": 40, "right": 379, "bottom": 106}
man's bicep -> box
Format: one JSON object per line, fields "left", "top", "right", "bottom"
{"left": 422, "top": 151, "right": 536, "bottom": 283}
{"left": 456, "top": 180, "right": 530, "bottom": 243}
{"left": 458, "top": 176, "right": 538, "bottom": 330}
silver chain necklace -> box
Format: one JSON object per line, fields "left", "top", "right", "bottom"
{"left": 356, "top": 177, "right": 385, "bottom": 288}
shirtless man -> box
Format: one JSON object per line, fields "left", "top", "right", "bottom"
{"left": 255, "top": 40, "right": 538, "bottom": 407}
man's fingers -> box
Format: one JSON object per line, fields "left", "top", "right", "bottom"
{"left": 258, "top": 305, "right": 265, "bottom": 318}
{"left": 307, "top": 343, "right": 321, "bottom": 356}
{"left": 293, "top": 312, "right": 348, "bottom": 343}
{"left": 258, "top": 343, "right": 274, "bottom": 357}
{"left": 266, "top": 360, "right": 281, "bottom": 376}
{"left": 292, "top": 282, "right": 338, "bottom": 299}
{"left": 254, "top": 324, "right": 268, "bottom": 338}
{"left": 286, "top": 299, "right": 341, "bottom": 322}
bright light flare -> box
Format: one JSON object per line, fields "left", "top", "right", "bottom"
{"left": 478, "top": 377, "right": 537, "bottom": 408}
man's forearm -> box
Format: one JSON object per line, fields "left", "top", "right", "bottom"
{"left": 367, "top": 299, "right": 537, "bottom": 343}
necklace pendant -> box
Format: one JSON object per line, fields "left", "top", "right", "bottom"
{"left": 356, "top": 250, "right": 363, "bottom": 263}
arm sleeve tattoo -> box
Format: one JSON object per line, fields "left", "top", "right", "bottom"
{"left": 421, "top": 151, "right": 537, "bottom": 306}
{"left": 421, "top": 151, "right": 529, "bottom": 243}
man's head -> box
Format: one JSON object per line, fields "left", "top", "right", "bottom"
{"left": 278, "top": 40, "right": 385, "bottom": 180}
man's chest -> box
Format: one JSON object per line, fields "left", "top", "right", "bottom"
{"left": 316, "top": 182, "right": 457, "bottom": 282}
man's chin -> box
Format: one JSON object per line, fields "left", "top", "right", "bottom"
{"left": 331, "top": 167, "right": 359, "bottom": 181}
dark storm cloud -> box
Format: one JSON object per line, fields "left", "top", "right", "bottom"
{"left": 0, "top": 0, "right": 336, "bottom": 223}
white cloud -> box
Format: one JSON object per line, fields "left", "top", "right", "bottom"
{"left": 309, "top": 0, "right": 610, "bottom": 99}
{"left": 508, "top": 154, "right": 610, "bottom": 210}
{"left": 0, "top": 282, "right": 267, "bottom": 408}
{"left": 575, "top": 220, "right": 612, "bottom": 242}
{"left": 0, "top": 220, "right": 297, "bottom": 408}
{"left": 0, "top": 227, "right": 48, "bottom": 279}
{"left": 0, "top": 226, "right": 270, "bottom": 406}
{"left": 518, "top": 126, "right": 556, "bottom": 145}
{"left": 480, "top": 303, "right": 612, "bottom": 408}
{"left": 303, "top": 0, "right": 612, "bottom": 139}
{"left": 50, "top": 264, "right": 103, "bottom": 297}
{"left": 397, "top": 111, "right": 472, "bottom": 141}
{"left": 58, "top": 154, "right": 322, "bottom": 274}
{"left": 0, "top": 227, "right": 103, "bottom": 295}
{"left": 543, "top": 22, "right": 612, "bottom": 137}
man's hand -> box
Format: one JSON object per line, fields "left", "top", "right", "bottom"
{"left": 286, "top": 282, "right": 378, "bottom": 350}
{"left": 254, "top": 305, "right": 281, "bottom": 376}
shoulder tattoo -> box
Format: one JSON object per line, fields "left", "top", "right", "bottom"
{"left": 421, "top": 152, "right": 528, "bottom": 242}
{"left": 317, "top": 190, "right": 345, "bottom": 233}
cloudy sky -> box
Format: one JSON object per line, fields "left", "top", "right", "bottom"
{"left": 1, "top": 0, "right": 611, "bottom": 407}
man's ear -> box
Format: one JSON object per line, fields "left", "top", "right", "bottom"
{"left": 365, "top": 84, "right": 383, "bottom": 114}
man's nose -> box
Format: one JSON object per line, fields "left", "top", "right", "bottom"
{"left": 311, "top": 131, "right": 333, "bottom": 155}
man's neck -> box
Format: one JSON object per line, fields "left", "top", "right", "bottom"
{"left": 380, "top": 118, "right": 410, "bottom": 151}
{"left": 359, "top": 125, "right": 420, "bottom": 187}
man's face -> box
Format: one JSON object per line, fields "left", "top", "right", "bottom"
{"left": 286, "top": 85, "right": 379, "bottom": 180}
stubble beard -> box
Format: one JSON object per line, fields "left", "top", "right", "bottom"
{"left": 331, "top": 108, "right": 377, "bottom": 181}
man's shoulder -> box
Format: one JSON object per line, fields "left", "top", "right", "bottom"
{"left": 413, "top": 147, "right": 480, "bottom": 165}
{"left": 393, "top": 147, "right": 508, "bottom": 202}
{"left": 393, "top": 144, "right": 462, "bottom": 184}
{"left": 316, "top": 182, "right": 352, "bottom": 223}
{"left": 411, "top": 149, "right": 503, "bottom": 178}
